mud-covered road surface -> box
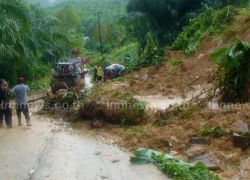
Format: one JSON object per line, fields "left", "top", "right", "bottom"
{"left": 0, "top": 110, "right": 167, "bottom": 180}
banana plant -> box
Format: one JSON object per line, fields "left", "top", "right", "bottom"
{"left": 211, "top": 39, "right": 250, "bottom": 102}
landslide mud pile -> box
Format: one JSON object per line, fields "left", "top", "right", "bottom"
{"left": 78, "top": 83, "right": 146, "bottom": 125}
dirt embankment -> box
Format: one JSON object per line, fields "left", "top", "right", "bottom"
{"left": 43, "top": 11, "right": 250, "bottom": 180}
{"left": 125, "top": 11, "right": 250, "bottom": 99}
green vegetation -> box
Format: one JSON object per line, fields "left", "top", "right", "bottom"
{"left": 89, "top": 42, "right": 139, "bottom": 71}
{"left": 154, "top": 157, "right": 219, "bottom": 180}
{"left": 78, "top": 83, "right": 146, "bottom": 125}
{"left": 212, "top": 40, "right": 250, "bottom": 102}
{"left": 124, "top": 126, "right": 145, "bottom": 139}
{"left": 0, "top": 0, "right": 83, "bottom": 86}
{"left": 199, "top": 126, "right": 229, "bottom": 137}
{"left": 1, "top": 0, "right": 249, "bottom": 89}
{"left": 170, "top": 58, "right": 182, "bottom": 66}
{"left": 172, "top": 6, "right": 237, "bottom": 55}
{"left": 130, "top": 148, "right": 219, "bottom": 180}
{"left": 47, "top": 0, "right": 128, "bottom": 54}
{"left": 119, "top": 96, "right": 145, "bottom": 126}
{"left": 27, "top": 75, "right": 51, "bottom": 94}
{"left": 125, "top": 0, "right": 245, "bottom": 48}
{"left": 44, "top": 91, "right": 78, "bottom": 109}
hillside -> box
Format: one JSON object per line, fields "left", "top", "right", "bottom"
{"left": 27, "top": 0, "right": 66, "bottom": 7}
{"left": 71, "top": 6, "right": 250, "bottom": 180}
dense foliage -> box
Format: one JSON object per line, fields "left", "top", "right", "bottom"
{"left": 126, "top": 0, "right": 249, "bottom": 52}
{"left": 42, "top": 0, "right": 250, "bottom": 71}
{"left": 2, "top": 0, "right": 249, "bottom": 85}
{"left": 0, "top": 0, "right": 72, "bottom": 84}
{"left": 47, "top": 0, "right": 128, "bottom": 53}
{"left": 0, "top": 0, "right": 87, "bottom": 85}
{"left": 212, "top": 40, "right": 250, "bottom": 102}
{"left": 172, "top": 6, "right": 238, "bottom": 55}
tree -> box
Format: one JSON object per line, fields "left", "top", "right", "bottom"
{"left": 0, "top": 0, "right": 72, "bottom": 84}
{"left": 126, "top": 0, "right": 205, "bottom": 46}
{"left": 125, "top": 0, "right": 247, "bottom": 48}
{"left": 56, "top": 4, "right": 81, "bottom": 30}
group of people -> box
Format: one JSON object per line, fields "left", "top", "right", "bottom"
{"left": 93, "top": 64, "right": 126, "bottom": 82}
{"left": 0, "top": 77, "right": 31, "bottom": 128}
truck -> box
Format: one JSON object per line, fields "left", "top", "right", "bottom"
{"left": 51, "top": 58, "right": 85, "bottom": 94}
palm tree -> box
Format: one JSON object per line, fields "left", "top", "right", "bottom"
{"left": 0, "top": 0, "right": 29, "bottom": 59}
{"left": 0, "top": 0, "right": 70, "bottom": 84}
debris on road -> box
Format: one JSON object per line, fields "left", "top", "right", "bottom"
{"left": 130, "top": 148, "right": 219, "bottom": 180}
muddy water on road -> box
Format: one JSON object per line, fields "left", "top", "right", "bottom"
{"left": 0, "top": 114, "right": 167, "bottom": 180}
{"left": 136, "top": 85, "right": 207, "bottom": 110}
{"left": 84, "top": 72, "right": 93, "bottom": 90}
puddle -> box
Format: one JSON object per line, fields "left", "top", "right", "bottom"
{"left": 136, "top": 95, "right": 185, "bottom": 110}
{"left": 136, "top": 85, "right": 207, "bottom": 110}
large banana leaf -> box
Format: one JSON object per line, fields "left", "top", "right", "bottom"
{"left": 130, "top": 148, "right": 219, "bottom": 180}
{"left": 211, "top": 39, "right": 250, "bottom": 101}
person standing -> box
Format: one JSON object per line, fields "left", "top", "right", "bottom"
{"left": 71, "top": 49, "right": 79, "bottom": 58}
{"left": 11, "top": 77, "right": 31, "bottom": 126}
{"left": 0, "top": 80, "right": 12, "bottom": 128}
{"left": 97, "top": 67, "right": 104, "bottom": 83}
{"left": 93, "top": 66, "right": 98, "bottom": 82}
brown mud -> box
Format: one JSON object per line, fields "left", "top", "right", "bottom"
{"left": 72, "top": 13, "right": 250, "bottom": 180}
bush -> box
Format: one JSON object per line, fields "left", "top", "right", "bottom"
{"left": 137, "top": 32, "right": 163, "bottom": 68}
{"left": 44, "top": 91, "right": 78, "bottom": 109}
{"left": 32, "top": 63, "right": 51, "bottom": 79}
{"left": 169, "top": 58, "right": 182, "bottom": 66}
{"left": 89, "top": 42, "right": 139, "bottom": 72}
{"left": 199, "top": 126, "right": 229, "bottom": 137}
{"left": 211, "top": 39, "right": 250, "bottom": 102}
{"left": 79, "top": 85, "right": 146, "bottom": 125}
{"left": 172, "top": 6, "right": 238, "bottom": 55}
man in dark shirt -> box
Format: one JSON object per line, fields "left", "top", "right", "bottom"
{"left": 0, "top": 79, "right": 12, "bottom": 128}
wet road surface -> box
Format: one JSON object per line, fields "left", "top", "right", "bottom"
{"left": 0, "top": 113, "right": 167, "bottom": 180}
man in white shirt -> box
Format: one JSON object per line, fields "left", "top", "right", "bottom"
{"left": 11, "top": 77, "right": 31, "bottom": 126}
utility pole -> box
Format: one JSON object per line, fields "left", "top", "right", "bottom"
{"left": 97, "top": 12, "right": 103, "bottom": 57}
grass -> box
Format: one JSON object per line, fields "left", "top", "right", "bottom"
{"left": 169, "top": 58, "right": 182, "bottom": 66}
{"left": 178, "top": 104, "right": 203, "bottom": 120}
{"left": 27, "top": 75, "right": 51, "bottom": 95}
{"left": 88, "top": 42, "right": 139, "bottom": 71}
{"left": 172, "top": 6, "right": 238, "bottom": 55}
{"left": 111, "top": 76, "right": 128, "bottom": 82}
{"left": 88, "top": 82, "right": 146, "bottom": 125}
{"left": 124, "top": 126, "right": 145, "bottom": 139}
{"left": 199, "top": 126, "right": 229, "bottom": 137}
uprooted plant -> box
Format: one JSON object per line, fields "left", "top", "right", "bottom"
{"left": 199, "top": 126, "right": 229, "bottom": 137}
{"left": 130, "top": 148, "right": 220, "bottom": 180}
{"left": 44, "top": 91, "right": 78, "bottom": 109}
